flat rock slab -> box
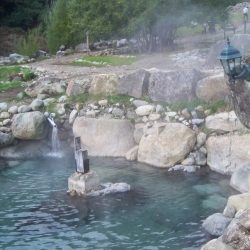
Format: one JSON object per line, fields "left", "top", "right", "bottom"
{"left": 73, "top": 117, "right": 135, "bottom": 157}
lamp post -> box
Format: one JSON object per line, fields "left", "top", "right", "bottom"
{"left": 219, "top": 38, "right": 250, "bottom": 128}
{"left": 219, "top": 38, "right": 250, "bottom": 81}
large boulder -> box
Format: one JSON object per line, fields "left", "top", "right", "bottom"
{"left": 117, "top": 69, "right": 150, "bottom": 98}
{"left": 206, "top": 134, "right": 250, "bottom": 175}
{"left": 25, "top": 77, "right": 66, "bottom": 97}
{"left": 66, "top": 77, "right": 92, "bottom": 96}
{"left": 147, "top": 68, "right": 203, "bottom": 103}
{"left": 207, "top": 34, "right": 250, "bottom": 67}
{"left": 206, "top": 111, "right": 246, "bottom": 132}
{"left": 196, "top": 74, "right": 229, "bottom": 102}
{"left": 0, "top": 132, "right": 14, "bottom": 148}
{"left": 230, "top": 165, "right": 250, "bottom": 193}
{"left": 138, "top": 123, "right": 196, "bottom": 168}
{"left": 201, "top": 238, "right": 234, "bottom": 250}
{"left": 222, "top": 216, "right": 250, "bottom": 250}
{"left": 202, "top": 213, "right": 232, "bottom": 237}
{"left": 73, "top": 117, "right": 135, "bottom": 157}
{"left": 89, "top": 74, "right": 118, "bottom": 95}
{"left": 223, "top": 193, "right": 250, "bottom": 217}
{"left": 11, "top": 111, "right": 48, "bottom": 140}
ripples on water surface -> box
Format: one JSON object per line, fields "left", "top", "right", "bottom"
{"left": 0, "top": 155, "right": 236, "bottom": 250}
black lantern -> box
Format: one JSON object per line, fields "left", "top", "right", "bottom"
{"left": 218, "top": 38, "right": 242, "bottom": 78}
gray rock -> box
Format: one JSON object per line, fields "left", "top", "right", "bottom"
{"left": 37, "top": 93, "right": 49, "bottom": 100}
{"left": 112, "top": 107, "right": 125, "bottom": 118}
{"left": 12, "top": 111, "right": 48, "bottom": 140}
{"left": 181, "top": 155, "right": 195, "bottom": 165}
{"left": 134, "top": 123, "right": 144, "bottom": 144}
{"left": 135, "top": 105, "right": 155, "bottom": 116}
{"left": 18, "top": 105, "right": 32, "bottom": 113}
{"left": 69, "top": 110, "right": 78, "bottom": 125}
{"left": 148, "top": 68, "right": 203, "bottom": 103}
{"left": 117, "top": 69, "right": 150, "bottom": 98}
{"left": 0, "top": 127, "right": 11, "bottom": 133}
{"left": 191, "top": 118, "right": 204, "bottom": 125}
{"left": 126, "top": 110, "right": 137, "bottom": 120}
{"left": 30, "top": 99, "right": 44, "bottom": 111}
{"left": 206, "top": 111, "right": 245, "bottom": 132}
{"left": 0, "top": 102, "right": 8, "bottom": 112}
{"left": 9, "top": 53, "right": 28, "bottom": 63}
{"left": 58, "top": 95, "right": 68, "bottom": 103}
{"left": 8, "top": 106, "right": 18, "bottom": 114}
{"left": 98, "top": 99, "right": 108, "bottom": 106}
{"left": 73, "top": 118, "right": 135, "bottom": 157}
{"left": 3, "top": 119, "right": 11, "bottom": 126}
{"left": 125, "top": 146, "right": 139, "bottom": 161}
{"left": 207, "top": 134, "right": 250, "bottom": 175}
{"left": 132, "top": 100, "right": 149, "bottom": 107}
{"left": 86, "top": 110, "right": 96, "bottom": 118}
{"left": 197, "top": 132, "right": 207, "bottom": 148}
{"left": 230, "top": 165, "right": 250, "bottom": 193}
{"left": 202, "top": 213, "right": 232, "bottom": 237}
{"left": 181, "top": 108, "right": 191, "bottom": 119}
{"left": 201, "top": 238, "right": 234, "bottom": 250}
{"left": 16, "top": 92, "right": 24, "bottom": 99}
{"left": 222, "top": 217, "right": 250, "bottom": 250}
{"left": 194, "top": 150, "right": 207, "bottom": 166}
{"left": 169, "top": 165, "right": 200, "bottom": 173}
{"left": 66, "top": 77, "right": 92, "bottom": 96}
{"left": 156, "top": 104, "right": 164, "bottom": 114}
{"left": 0, "top": 112, "right": 10, "bottom": 119}
{"left": 138, "top": 123, "right": 196, "bottom": 168}
{"left": 148, "top": 113, "right": 161, "bottom": 121}
{"left": 0, "top": 132, "right": 14, "bottom": 148}
{"left": 43, "top": 98, "right": 56, "bottom": 107}
{"left": 196, "top": 74, "right": 229, "bottom": 102}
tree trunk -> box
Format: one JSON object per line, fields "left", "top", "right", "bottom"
{"left": 227, "top": 78, "right": 250, "bottom": 128}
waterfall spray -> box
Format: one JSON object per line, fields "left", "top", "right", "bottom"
{"left": 47, "top": 116, "right": 62, "bottom": 157}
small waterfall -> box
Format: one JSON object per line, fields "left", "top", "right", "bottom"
{"left": 47, "top": 117, "right": 62, "bottom": 157}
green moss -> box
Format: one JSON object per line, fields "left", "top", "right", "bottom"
{"left": 73, "top": 55, "right": 137, "bottom": 67}
{"left": 107, "top": 95, "right": 132, "bottom": 106}
{"left": 168, "top": 98, "right": 228, "bottom": 114}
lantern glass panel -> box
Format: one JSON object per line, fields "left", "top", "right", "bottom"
{"left": 234, "top": 57, "right": 242, "bottom": 75}
{"left": 220, "top": 59, "right": 230, "bottom": 75}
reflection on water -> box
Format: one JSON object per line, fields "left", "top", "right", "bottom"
{"left": 0, "top": 155, "right": 237, "bottom": 250}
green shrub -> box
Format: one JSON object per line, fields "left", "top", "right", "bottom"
{"left": 16, "top": 27, "right": 46, "bottom": 57}
{"left": 46, "top": 0, "right": 71, "bottom": 54}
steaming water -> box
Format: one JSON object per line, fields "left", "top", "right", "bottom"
{"left": 49, "top": 126, "right": 62, "bottom": 158}
{"left": 0, "top": 155, "right": 236, "bottom": 250}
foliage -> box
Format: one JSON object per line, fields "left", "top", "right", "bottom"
{"left": 0, "top": 66, "right": 35, "bottom": 91}
{"left": 46, "top": 0, "right": 71, "bottom": 53}
{"left": 16, "top": 27, "right": 46, "bottom": 57}
{"left": 73, "top": 55, "right": 137, "bottom": 67}
{"left": 69, "top": 93, "right": 133, "bottom": 107}
{"left": 176, "top": 25, "right": 204, "bottom": 38}
{"left": 0, "top": 0, "right": 52, "bottom": 30}
{"left": 107, "top": 95, "right": 132, "bottom": 106}
{"left": 169, "top": 98, "right": 228, "bottom": 114}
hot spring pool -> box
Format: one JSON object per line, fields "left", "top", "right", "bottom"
{"left": 0, "top": 155, "right": 236, "bottom": 250}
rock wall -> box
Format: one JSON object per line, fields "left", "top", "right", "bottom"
{"left": 73, "top": 117, "right": 135, "bottom": 157}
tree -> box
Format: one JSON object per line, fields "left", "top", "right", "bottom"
{"left": 0, "top": 0, "right": 51, "bottom": 30}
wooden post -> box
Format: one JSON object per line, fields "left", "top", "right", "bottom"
{"left": 86, "top": 31, "right": 90, "bottom": 54}
{"left": 74, "top": 137, "right": 90, "bottom": 173}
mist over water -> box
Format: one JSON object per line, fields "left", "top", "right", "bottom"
{"left": 0, "top": 155, "right": 236, "bottom": 250}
